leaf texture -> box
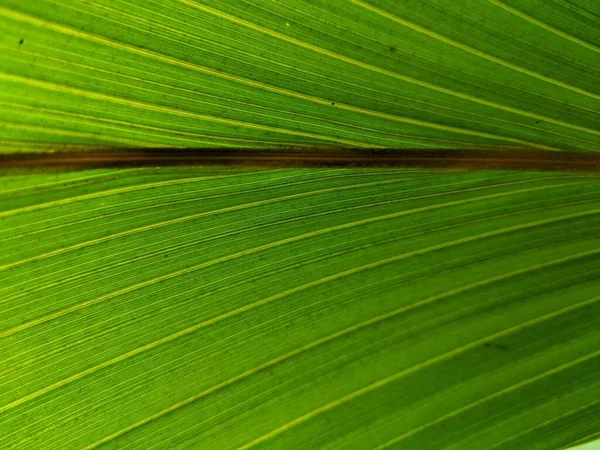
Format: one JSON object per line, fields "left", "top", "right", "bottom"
{"left": 1, "top": 167, "right": 600, "bottom": 448}
{"left": 1, "top": 1, "right": 600, "bottom": 449}
{"left": 0, "top": 0, "right": 599, "bottom": 151}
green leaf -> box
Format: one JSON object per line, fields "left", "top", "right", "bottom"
{"left": 1, "top": 1, "right": 599, "bottom": 449}
{"left": 0, "top": 0, "right": 599, "bottom": 151}
{"left": 1, "top": 167, "right": 600, "bottom": 448}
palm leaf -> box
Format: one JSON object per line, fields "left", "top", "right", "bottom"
{"left": 1, "top": 0, "right": 599, "bottom": 449}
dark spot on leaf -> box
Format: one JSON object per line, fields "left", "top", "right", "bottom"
{"left": 19, "top": 39, "right": 24, "bottom": 45}
{"left": 535, "top": 121, "right": 540, "bottom": 124}
{"left": 331, "top": 102, "right": 335, "bottom": 105}
{"left": 485, "top": 342, "right": 510, "bottom": 351}
{"left": 389, "top": 46, "right": 396, "bottom": 52}
{"left": 164, "top": 254, "right": 168, "bottom": 258}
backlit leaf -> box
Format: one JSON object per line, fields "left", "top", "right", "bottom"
{"left": 0, "top": 1, "right": 599, "bottom": 449}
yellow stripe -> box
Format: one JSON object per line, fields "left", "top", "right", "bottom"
{"left": 565, "top": 430, "right": 600, "bottom": 449}
{"left": 0, "top": 174, "right": 539, "bottom": 302}
{"left": 0, "top": 71, "right": 368, "bottom": 148}
{"left": 39, "top": 0, "right": 583, "bottom": 149}
{"left": 2, "top": 201, "right": 597, "bottom": 336}
{"left": 0, "top": 178, "right": 582, "bottom": 273}
{"left": 0, "top": 169, "right": 127, "bottom": 196}
{"left": 2, "top": 212, "right": 596, "bottom": 416}
{"left": 489, "top": 0, "right": 600, "bottom": 54}
{"left": 13, "top": 34, "right": 597, "bottom": 149}
{"left": 23, "top": 46, "right": 480, "bottom": 148}
{"left": 81, "top": 248, "right": 600, "bottom": 449}
{"left": 350, "top": 0, "right": 600, "bottom": 99}
{"left": 484, "top": 397, "right": 600, "bottom": 450}
{"left": 0, "top": 7, "right": 579, "bottom": 147}
{"left": 178, "top": 0, "right": 598, "bottom": 140}
{"left": 240, "top": 294, "right": 600, "bottom": 449}
{"left": 0, "top": 101, "right": 302, "bottom": 147}
{"left": 0, "top": 122, "right": 157, "bottom": 147}
{"left": 0, "top": 177, "right": 406, "bottom": 271}
{"left": 375, "top": 345, "right": 600, "bottom": 448}
{"left": 0, "top": 174, "right": 230, "bottom": 219}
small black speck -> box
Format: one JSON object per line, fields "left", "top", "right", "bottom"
{"left": 164, "top": 254, "right": 168, "bottom": 258}
{"left": 535, "top": 121, "right": 540, "bottom": 124}
{"left": 389, "top": 46, "right": 396, "bottom": 53}
{"left": 19, "top": 39, "right": 24, "bottom": 45}
{"left": 331, "top": 102, "right": 335, "bottom": 105}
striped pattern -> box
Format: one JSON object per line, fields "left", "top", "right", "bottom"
{"left": 1, "top": 167, "right": 600, "bottom": 448}
{"left": 2, "top": 1, "right": 600, "bottom": 449}
{"left": 0, "top": 0, "right": 599, "bottom": 152}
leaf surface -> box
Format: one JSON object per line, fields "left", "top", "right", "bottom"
{"left": 0, "top": 0, "right": 599, "bottom": 151}
{"left": 1, "top": 1, "right": 600, "bottom": 449}
{"left": 1, "top": 167, "right": 600, "bottom": 448}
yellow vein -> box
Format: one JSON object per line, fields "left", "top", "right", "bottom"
{"left": 0, "top": 174, "right": 445, "bottom": 300}
{"left": 78, "top": 0, "right": 598, "bottom": 143}
{"left": 20, "top": 33, "right": 597, "bottom": 150}
{"left": 374, "top": 348, "right": 600, "bottom": 448}
{"left": 6, "top": 192, "right": 592, "bottom": 378}
{"left": 0, "top": 178, "right": 576, "bottom": 273}
{"left": 0, "top": 174, "right": 233, "bottom": 219}
{"left": 0, "top": 71, "right": 368, "bottom": 148}
{"left": 565, "top": 429, "right": 600, "bottom": 449}
{"left": 260, "top": 0, "right": 600, "bottom": 117}
{"left": 2, "top": 170, "right": 424, "bottom": 254}
{"left": 178, "top": 0, "right": 598, "bottom": 139}
{"left": 7, "top": 241, "right": 595, "bottom": 450}
{"left": 0, "top": 178, "right": 592, "bottom": 306}
{"left": 350, "top": 0, "right": 600, "bottom": 99}
{"left": 0, "top": 169, "right": 127, "bottom": 197}
{"left": 0, "top": 100, "right": 302, "bottom": 148}
{"left": 0, "top": 174, "right": 571, "bottom": 300}
{"left": 272, "top": 0, "right": 600, "bottom": 119}
{"left": 40, "top": 0, "right": 447, "bottom": 146}
{"left": 4, "top": 200, "right": 516, "bottom": 404}
{"left": 384, "top": 0, "right": 600, "bottom": 85}
{"left": 0, "top": 141, "right": 113, "bottom": 152}
{"left": 0, "top": 176, "right": 407, "bottom": 271}
{"left": 488, "top": 0, "right": 600, "bottom": 54}
{"left": 80, "top": 248, "right": 600, "bottom": 450}
{"left": 0, "top": 122, "right": 157, "bottom": 148}
{"left": 0, "top": 168, "right": 292, "bottom": 239}
{"left": 1, "top": 59, "right": 326, "bottom": 148}
{"left": 239, "top": 293, "right": 600, "bottom": 449}
{"left": 14, "top": 181, "right": 584, "bottom": 375}
{"left": 0, "top": 209, "right": 596, "bottom": 417}
{"left": 0, "top": 169, "right": 371, "bottom": 246}
{"left": 1, "top": 210, "right": 437, "bottom": 377}
{"left": 0, "top": 7, "right": 574, "bottom": 147}
{"left": 141, "top": 262, "right": 600, "bottom": 449}
{"left": 487, "top": 397, "right": 600, "bottom": 450}
{"left": 0, "top": 63, "right": 438, "bottom": 149}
